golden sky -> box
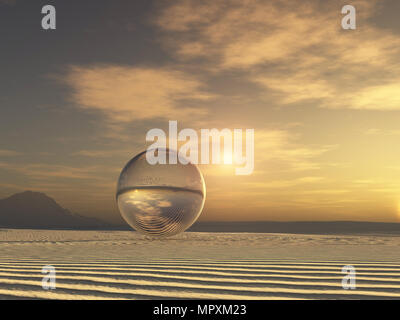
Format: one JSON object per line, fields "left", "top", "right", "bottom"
{"left": 1, "top": 0, "right": 400, "bottom": 224}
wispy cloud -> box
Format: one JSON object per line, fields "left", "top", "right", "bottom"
{"left": 0, "top": 149, "right": 21, "bottom": 157}
{"left": 253, "top": 130, "right": 336, "bottom": 173}
{"left": 64, "top": 65, "right": 213, "bottom": 124}
{"left": 72, "top": 149, "right": 131, "bottom": 158}
{"left": 155, "top": 0, "right": 400, "bottom": 110}
{"left": 0, "top": 162, "right": 117, "bottom": 181}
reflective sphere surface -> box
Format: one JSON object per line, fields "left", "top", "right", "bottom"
{"left": 116, "top": 149, "right": 206, "bottom": 237}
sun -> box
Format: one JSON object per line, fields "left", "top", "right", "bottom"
{"left": 223, "top": 152, "right": 233, "bottom": 165}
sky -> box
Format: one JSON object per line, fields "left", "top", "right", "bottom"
{"left": 1, "top": 0, "right": 400, "bottom": 224}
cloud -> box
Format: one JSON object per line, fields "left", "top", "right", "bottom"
{"left": 253, "top": 130, "right": 336, "bottom": 172}
{"left": 64, "top": 65, "right": 212, "bottom": 124}
{"left": 242, "top": 176, "right": 325, "bottom": 189}
{"left": 349, "top": 81, "right": 400, "bottom": 110}
{"left": 0, "top": 149, "right": 21, "bottom": 157}
{"left": 364, "top": 128, "right": 400, "bottom": 136}
{"left": 155, "top": 0, "right": 400, "bottom": 110}
{"left": 72, "top": 149, "right": 130, "bottom": 158}
{"left": 155, "top": 0, "right": 379, "bottom": 66}
{"left": 0, "top": 162, "right": 117, "bottom": 181}
{"left": 201, "top": 128, "right": 334, "bottom": 180}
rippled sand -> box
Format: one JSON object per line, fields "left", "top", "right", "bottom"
{"left": 0, "top": 229, "right": 400, "bottom": 299}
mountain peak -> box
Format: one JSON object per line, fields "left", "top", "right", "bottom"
{"left": 0, "top": 191, "right": 109, "bottom": 229}
{"left": 3, "top": 190, "right": 66, "bottom": 212}
{"left": 7, "top": 190, "right": 55, "bottom": 201}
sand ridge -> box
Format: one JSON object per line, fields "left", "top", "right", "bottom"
{"left": 0, "top": 230, "right": 400, "bottom": 299}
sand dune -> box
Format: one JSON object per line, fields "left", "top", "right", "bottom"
{"left": 0, "top": 230, "right": 400, "bottom": 299}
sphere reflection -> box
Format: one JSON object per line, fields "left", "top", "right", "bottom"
{"left": 116, "top": 149, "right": 206, "bottom": 237}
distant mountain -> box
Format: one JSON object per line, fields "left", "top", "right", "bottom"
{"left": 2, "top": 192, "right": 400, "bottom": 234}
{"left": 188, "top": 221, "right": 400, "bottom": 235}
{"left": 0, "top": 191, "right": 113, "bottom": 229}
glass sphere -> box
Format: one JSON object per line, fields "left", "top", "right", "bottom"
{"left": 116, "top": 149, "right": 206, "bottom": 237}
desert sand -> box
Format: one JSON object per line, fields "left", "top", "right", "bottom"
{"left": 0, "top": 229, "right": 400, "bottom": 299}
